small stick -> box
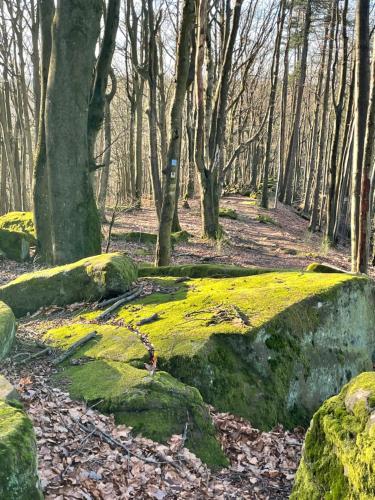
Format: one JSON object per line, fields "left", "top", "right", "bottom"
{"left": 97, "top": 285, "right": 143, "bottom": 321}
{"left": 17, "top": 347, "right": 52, "bottom": 364}
{"left": 94, "top": 287, "right": 138, "bottom": 309}
{"left": 52, "top": 331, "right": 98, "bottom": 365}
{"left": 136, "top": 313, "right": 159, "bottom": 326}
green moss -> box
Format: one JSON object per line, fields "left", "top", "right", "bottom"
{"left": 55, "top": 360, "right": 227, "bottom": 468}
{"left": 0, "top": 212, "right": 36, "bottom": 245}
{"left": 306, "top": 262, "right": 346, "bottom": 274}
{"left": 291, "top": 372, "right": 375, "bottom": 499}
{"left": 171, "top": 230, "right": 191, "bottom": 243}
{"left": 0, "top": 252, "right": 137, "bottom": 317}
{"left": 257, "top": 214, "right": 280, "bottom": 226}
{"left": 138, "top": 263, "right": 279, "bottom": 278}
{"left": 0, "top": 301, "right": 16, "bottom": 360}
{"left": 219, "top": 208, "right": 238, "bottom": 220}
{"left": 45, "top": 271, "right": 370, "bottom": 433}
{"left": 0, "top": 400, "right": 42, "bottom": 499}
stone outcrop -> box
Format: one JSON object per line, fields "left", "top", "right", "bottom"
{"left": 0, "top": 252, "right": 137, "bottom": 317}
{"left": 0, "top": 375, "right": 42, "bottom": 499}
{"left": 43, "top": 268, "right": 375, "bottom": 466}
{"left": 291, "top": 372, "right": 375, "bottom": 499}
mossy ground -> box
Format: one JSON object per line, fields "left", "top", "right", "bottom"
{"left": 43, "top": 270, "right": 368, "bottom": 467}
{"left": 0, "top": 252, "right": 137, "bottom": 317}
{"left": 0, "top": 400, "right": 42, "bottom": 499}
{"left": 291, "top": 372, "right": 375, "bottom": 499}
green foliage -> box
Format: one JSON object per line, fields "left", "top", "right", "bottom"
{"left": 291, "top": 372, "right": 375, "bottom": 499}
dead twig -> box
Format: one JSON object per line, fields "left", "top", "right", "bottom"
{"left": 97, "top": 285, "right": 143, "bottom": 321}
{"left": 52, "top": 331, "right": 98, "bottom": 365}
{"left": 136, "top": 313, "right": 159, "bottom": 326}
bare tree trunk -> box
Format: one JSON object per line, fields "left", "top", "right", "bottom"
{"left": 351, "top": 0, "right": 369, "bottom": 272}
{"left": 45, "top": 0, "right": 102, "bottom": 264}
{"left": 155, "top": 0, "right": 195, "bottom": 266}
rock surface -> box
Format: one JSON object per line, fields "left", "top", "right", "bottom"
{"left": 0, "top": 229, "right": 30, "bottom": 262}
{"left": 291, "top": 372, "right": 375, "bottom": 499}
{"left": 0, "top": 378, "right": 42, "bottom": 499}
{"left": 0, "top": 211, "right": 36, "bottom": 244}
{"left": 44, "top": 268, "right": 375, "bottom": 466}
{"left": 0, "top": 301, "right": 16, "bottom": 360}
{"left": 0, "top": 252, "right": 137, "bottom": 317}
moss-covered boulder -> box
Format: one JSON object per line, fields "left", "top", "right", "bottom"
{"left": 0, "top": 301, "right": 16, "bottom": 360}
{"left": 306, "top": 262, "right": 347, "bottom": 274}
{"left": 0, "top": 211, "right": 36, "bottom": 245}
{"left": 0, "top": 252, "right": 137, "bottom": 317}
{"left": 138, "top": 263, "right": 278, "bottom": 278}
{"left": 0, "top": 381, "right": 42, "bottom": 499}
{"left": 291, "top": 372, "right": 375, "bottom": 499}
{"left": 0, "top": 229, "right": 30, "bottom": 262}
{"left": 45, "top": 272, "right": 375, "bottom": 435}
{"left": 55, "top": 359, "right": 227, "bottom": 467}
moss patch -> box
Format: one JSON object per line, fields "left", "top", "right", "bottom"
{"left": 257, "top": 214, "right": 280, "bottom": 226}
{"left": 291, "top": 372, "right": 375, "bottom": 499}
{"left": 0, "top": 211, "right": 36, "bottom": 245}
{"left": 55, "top": 360, "right": 227, "bottom": 468}
{"left": 45, "top": 271, "right": 374, "bottom": 437}
{"left": 0, "top": 252, "right": 137, "bottom": 317}
{"left": 0, "top": 301, "right": 16, "bottom": 360}
{"left": 306, "top": 262, "right": 347, "bottom": 274}
{"left": 0, "top": 400, "right": 42, "bottom": 499}
{"left": 219, "top": 208, "right": 238, "bottom": 220}
{"left": 113, "top": 231, "right": 191, "bottom": 245}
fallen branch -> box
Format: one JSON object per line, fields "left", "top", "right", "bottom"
{"left": 77, "top": 420, "right": 182, "bottom": 466}
{"left": 136, "top": 313, "right": 159, "bottom": 326}
{"left": 52, "top": 331, "right": 98, "bottom": 365}
{"left": 95, "top": 286, "right": 139, "bottom": 309}
{"left": 16, "top": 347, "right": 52, "bottom": 364}
{"left": 97, "top": 285, "right": 143, "bottom": 321}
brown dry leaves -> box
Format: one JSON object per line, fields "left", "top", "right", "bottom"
{"left": 3, "top": 356, "right": 303, "bottom": 500}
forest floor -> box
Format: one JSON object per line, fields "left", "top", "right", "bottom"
{"left": 0, "top": 196, "right": 359, "bottom": 499}
{"left": 108, "top": 194, "right": 354, "bottom": 273}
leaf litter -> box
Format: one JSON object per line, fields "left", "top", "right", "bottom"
{"left": 3, "top": 347, "right": 303, "bottom": 499}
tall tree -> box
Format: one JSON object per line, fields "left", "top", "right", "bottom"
{"left": 351, "top": 0, "right": 370, "bottom": 272}
{"left": 155, "top": 0, "right": 195, "bottom": 266}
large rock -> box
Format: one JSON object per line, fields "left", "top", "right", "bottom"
{"left": 0, "top": 378, "right": 42, "bottom": 499}
{"left": 0, "top": 253, "right": 137, "bottom": 317}
{"left": 0, "top": 301, "right": 16, "bottom": 360}
{"left": 44, "top": 271, "right": 375, "bottom": 466}
{"left": 291, "top": 372, "right": 375, "bottom": 499}
{"left": 0, "top": 211, "right": 36, "bottom": 245}
{"left": 54, "top": 358, "right": 227, "bottom": 468}
{"left": 0, "top": 229, "right": 30, "bottom": 262}
{"left": 138, "top": 262, "right": 277, "bottom": 278}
